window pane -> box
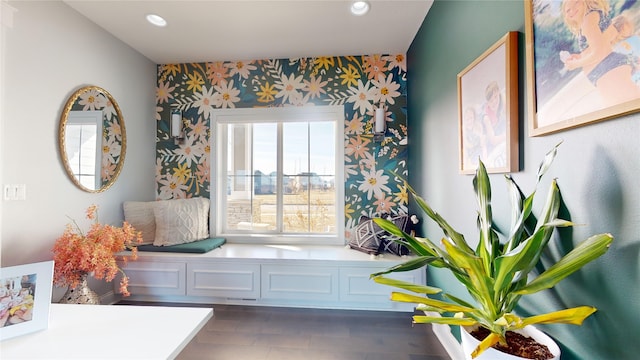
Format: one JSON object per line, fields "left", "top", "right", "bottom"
{"left": 310, "top": 122, "right": 335, "bottom": 175}
{"left": 311, "top": 175, "right": 336, "bottom": 233}
{"left": 283, "top": 122, "right": 309, "bottom": 175}
{"left": 310, "top": 122, "right": 335, "bottom": 233}
{"left": 281, "top": 121, "right": 336, "bottom": 234}
{"left": 253, "top": 123, "right": 277, "bottom": 230}
{"left": 226, "top": 124, "right": 262, "bottom": 230}
{"left": 253, "top": 123, "right": 277, "bottom": 176}
{"left": 227, "top": 124, "right": 250, "bottom": 196}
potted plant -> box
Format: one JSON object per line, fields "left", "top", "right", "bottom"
{"left": 371, "top": 144, "right": 613, "bottom": 359}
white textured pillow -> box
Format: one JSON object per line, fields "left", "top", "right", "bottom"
{"left": 123, "top": 201, "right": 157, "bottom": 245}
{"left": 153, "top": 198, "right": 210, "bottom": 246}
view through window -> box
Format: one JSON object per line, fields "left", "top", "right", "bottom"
{"left": 214, "top": 107, "right": 344, "bottom": 244}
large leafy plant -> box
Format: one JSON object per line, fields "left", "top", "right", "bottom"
{"left": 371, "top": 144, "right": 613, "bottom": 358}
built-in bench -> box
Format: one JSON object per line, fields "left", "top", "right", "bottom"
{"left": 116, "top": 243, "right": 425, "bottom": 311}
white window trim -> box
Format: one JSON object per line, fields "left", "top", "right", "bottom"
{"left": 210, "top": 106, "right": 345, "bottom": 245}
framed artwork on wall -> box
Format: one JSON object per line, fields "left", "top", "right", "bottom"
{"left": 525, "top": 0, "right": 640, "bottom": 136}
{"left": 0, "top": 261, "right": 53, "bottom": 341}
{"left": 457, "top": 31, "right": 519, "bottom": 174}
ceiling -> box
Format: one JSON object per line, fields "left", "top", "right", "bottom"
{"left": 63, "top": 0, "right": 433, "bottom": 64}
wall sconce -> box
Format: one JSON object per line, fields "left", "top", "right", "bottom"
{"left": 170, "top": 109, "right": 184, "bottom": 144}
{"left": 373, "top": 105, "right": 386, "bottom": 142}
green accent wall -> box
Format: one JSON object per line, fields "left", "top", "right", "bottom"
{"left": 407, "top": 0, "right": 640, "bottom": 359}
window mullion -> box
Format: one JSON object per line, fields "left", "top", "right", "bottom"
{"left": 276, "top": 122, "right": 284, "bottom": 232}
{"left": 307, "top": 122, "right": 312, "bottom": 233}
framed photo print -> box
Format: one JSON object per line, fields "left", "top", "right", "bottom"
{"left": 458, "top": 31, "right": 519, "bottom": 174}
{"left": 525, "top": 0, "right": 640, "bottom": 136}
{"left": 0, "top": 261, "right": 53, "bottom": 341}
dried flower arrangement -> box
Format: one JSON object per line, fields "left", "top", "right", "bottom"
{"left": 52, "top": 205, "right": 142, "bottom": 296}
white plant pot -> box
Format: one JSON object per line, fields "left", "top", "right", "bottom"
{"left": 460, "top": 325, "right": 560, "bottom": 360}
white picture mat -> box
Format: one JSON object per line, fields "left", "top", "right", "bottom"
{"left": 0, "top": 261, "right": 53, "bottom": 341}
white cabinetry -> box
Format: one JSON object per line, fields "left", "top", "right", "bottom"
{"left": 123, "top": 260, "right": 186, "bottom": 296}
{"left": 261, "top": 264, "right": 340, "bottom": 301}
{"left": 187, "top": 262, "right": 260, "bottom": 298}
{"left": 117, "top": 244, "right": 425, "bottom": 311}
{"left": 339, "top": 266, "right": 421, "bottom": 303}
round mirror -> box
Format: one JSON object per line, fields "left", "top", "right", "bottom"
{"left": 58, "top": 86, "right": 126, "bottom": 192}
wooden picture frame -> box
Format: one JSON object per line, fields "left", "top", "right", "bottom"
{"left": 0, "top": 261, "right": 53, "bottom": 341}
{"left": 525, "top": 0, "right": 640, "bottom": 136}
{"left": 458, "top": 31, "right": 519, "bottom": 174}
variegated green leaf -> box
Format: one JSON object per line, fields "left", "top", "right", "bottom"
{"left": 493, "top": 223, "right": 564, "bottom": 296}
{"left": 503, "top": 174, "right": 534, "bottom": 253}
{"left": 516, "top": 233, "right": 613, "bottom": 295}
{"left": 443, "top": 293, "right": 476, "bottom": 309}
{"left": 473, "top": 160, "right": 497, "bottom": 276}
{"left": 370, "top": 256, "right": 437, "bottom": 277}
{"left": 442, "top": 239, "right": 496, "bottom": 317}
{"left": 536, "top": 141, "right": 562, "bottom": 182}
{"left": 372, "top": 218, "right": 446, "bottom": 264}
{"left": 402, "top": 179, "right": 474, "bottom": 254}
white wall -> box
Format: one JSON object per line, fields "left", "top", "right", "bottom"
{"left": 1, "top": 1, "right": 156, "bottom": 295}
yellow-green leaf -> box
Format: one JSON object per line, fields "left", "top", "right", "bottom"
{"left": 371, "top": 276, "right": 442, "bottom": 295}
{"left": 519, "top": 306, "right": 597, "bottom": 327}
{"left": 389, "top": 292, "right": 475, "bottom": 313}
{"left": 413, "top": 315, "right": 477, "bottom": 326}
{"left": 471, "top": 332, "right": 501, "bottom": 359}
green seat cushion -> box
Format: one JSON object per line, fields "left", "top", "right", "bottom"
{"left": 136, "top": 237, "right": 226, "bottom": 254}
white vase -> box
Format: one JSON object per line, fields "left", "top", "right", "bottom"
{"left": 460, "top": 325, "right": 560, "bottom": 360}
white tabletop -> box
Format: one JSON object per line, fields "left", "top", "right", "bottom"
{"left": 0, "top": 303, "right": 213, "bottom": 359}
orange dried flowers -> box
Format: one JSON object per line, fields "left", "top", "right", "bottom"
{"left": 52, "top": 204, "right": 142, "bottom": 296}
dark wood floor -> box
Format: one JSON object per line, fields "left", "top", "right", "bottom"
{"left": 118, "top": 301, "right": 450, "bottom": 360}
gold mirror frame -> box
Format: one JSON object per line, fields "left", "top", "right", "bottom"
{"left": 58, "top": 85, "right": 126, "bottom": 193}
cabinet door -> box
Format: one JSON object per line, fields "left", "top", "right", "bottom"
{"left": 261, "top": 264, "right": 339, "bottom": 301}
{"left": 339, "top": 266, "right": 424, "bottom": 306}
{"left": 118, "top": 261, "right": 186, "bottom": 296}
{"left": 187, "top": 262, "right": 260, "bottom": 299}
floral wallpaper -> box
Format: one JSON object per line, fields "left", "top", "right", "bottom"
{"left": 155, "top": 54, "right": 409, "bottom": 240}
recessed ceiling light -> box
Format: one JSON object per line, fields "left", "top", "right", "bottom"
{"left": 350, "top": 1, "right": 370, "bottom": 16}
{"left": 146, "top": 14, "right": 167, "bottom": 27}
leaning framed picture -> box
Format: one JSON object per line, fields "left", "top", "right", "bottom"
{"left": 525, "top": 0, "right": 640, "bottom": 136}
{"left": 458, "top": 31, "right": 519, "bottom": 174}
{"left": 0, "top": 261, "right": 53, "bottom": 341}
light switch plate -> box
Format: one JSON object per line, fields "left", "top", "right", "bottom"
{"left": 3, "top": 184, "right": 26, "bottom": 201}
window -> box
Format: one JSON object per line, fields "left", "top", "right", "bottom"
{"left": 212, "top": 106, "right": 345, "bottom": 245}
